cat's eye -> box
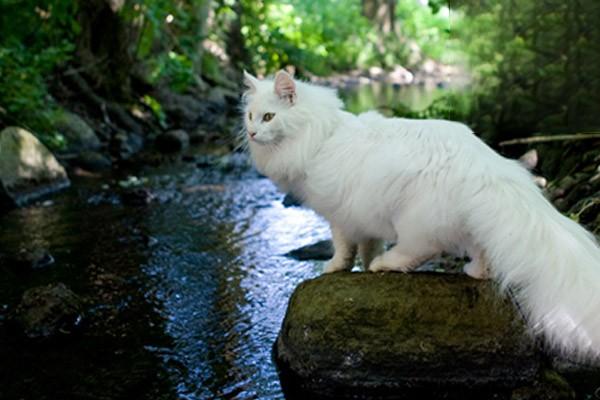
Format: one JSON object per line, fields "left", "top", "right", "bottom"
{"left": 263, "top": 113, "right": 275, "bottom": 122}
{"left": 248, "top": 112, "right": 253, "bottom": 121}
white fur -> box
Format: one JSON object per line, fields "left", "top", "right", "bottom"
{"left": 242, "top": 71, "right": 600, "bottom": 360}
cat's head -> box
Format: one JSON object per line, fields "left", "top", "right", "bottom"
{"left": 241, "top": 70, "right": 301, "bottom": 145}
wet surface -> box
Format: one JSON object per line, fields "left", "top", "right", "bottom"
{"left": 0, "top": 158, "right": 329, "bottom": 399}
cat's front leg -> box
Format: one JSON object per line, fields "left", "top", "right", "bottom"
{"left": 323, "top": 224, "right": 357, "bottom": 273}
{"left": 369, "top": 242, "right": 437, "bottom": 273}
{"left": 359, "top": 239, "right": 384, "bottom": 271}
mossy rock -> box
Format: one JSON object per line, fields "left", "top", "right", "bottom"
{"left": 0, "top": 127, "right": 70, "bottom": 208}
{"left": 275, "top": 272, "right": 566, "bottom": 399}
{"left": 51, "top": 111, "right": 100, "bottom": 151}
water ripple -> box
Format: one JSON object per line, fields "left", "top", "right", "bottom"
{"left": 142, "top": 172, "right": 328, "bottom": 399}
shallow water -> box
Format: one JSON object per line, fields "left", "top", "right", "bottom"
{"left": 0, "top": 160, "right": 332, "bottom": 399}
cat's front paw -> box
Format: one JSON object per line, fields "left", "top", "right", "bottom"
{"left": 368, "top": 255, "right": 412, "bottom": 273}
{"left": 323, "top": 259, "right": 350, "bottom": 274}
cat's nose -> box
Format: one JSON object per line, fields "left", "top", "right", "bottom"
{"left": 249, "top": 131, "right": 257, "bottom": 138}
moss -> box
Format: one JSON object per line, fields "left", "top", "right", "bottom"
{"left": 276, "top": 272, "right": 543, "bottom": 399}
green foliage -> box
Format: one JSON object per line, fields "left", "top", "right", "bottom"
{"left": 235, "top": 0, "right": 370, "bottom": 75}
{"left": 395, "top": 0, "right": 460, "bottom": 65}
{"left": 148, "top": 51, "right": 196, "bottom": 92}
{"left": 141, "top": 95, "right": 167, "bottom": 128}
{"left": 454, "top": 0, "right": 600, "bottom": 142}
{"left": 2, "top": 0, "right": 598, "bottom": 150}
{"left": 0, "top": 1, "right": 77, "bottom": 148}
{"left": 128, "top": 0, "right": 212, "bottom": 92}
{"left": 237, "top": 0, "right": 456, "bottom": 76}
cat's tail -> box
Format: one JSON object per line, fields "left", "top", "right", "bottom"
{"left": 469, "top": 174, "right": 600, "bottom": 360}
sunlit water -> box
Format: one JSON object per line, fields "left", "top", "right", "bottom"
{"left": 139, "top": 168, "right": 330, "bottom": 399}
{"left": 0, "top": 161, "right": 332, "bottom": 399}
{"left": 0, "top": 84, "right": 445, "bottom": 399}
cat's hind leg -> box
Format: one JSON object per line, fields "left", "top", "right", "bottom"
{"left": 464, "top": 248, "right": 491, "bottom": 280}
{"left": 359, "top": 239, "right": 384, "bottom": 271}
{"left": 323, "top": 224, "right": 357, "bottom": 273}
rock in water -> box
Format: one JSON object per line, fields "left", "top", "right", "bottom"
{"left": 284, "top": 240, "right": 333, "bottom": 261}
{"left": 0, "top": 127, "right": 70, "bottom": 208}
{"left": 275, "top": 272, "right": 567, "bottom": 399}
{"left": 14, "top": 283, "right": 84, "bottom": 339}
{"left": 282, "top": 193, "right": 302, "bottom": 207}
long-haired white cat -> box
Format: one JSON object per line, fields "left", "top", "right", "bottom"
{"left": 241, "top": 70, "right": 600, "bottom": 361}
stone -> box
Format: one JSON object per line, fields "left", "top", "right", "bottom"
{"left": 14, "top": 283, "right": 84, "bottom": 339}
{"left": 14, "top": 248, "right": 55, "bottom": 270}
{"left": 51, "top": 111, "right": 101, "bottom": 151}
{"left": 551, "top": 357, "right": 600, "bottom": 398}
{"left": 120, "top": 188, "right": 155, "bottom": 206}
{"left": 284, "top": 239, "right": 333, "bottom": 261}
{"left": 386, "top": 65, "right": 415, "bottom": 85}
{"left": 155, "top": 129, "right": 190, "bottom": 153}
{"left": 282, "top": 193, "right": 302, "bottom": 208}
{"left": 0, "top": 127, "right": 70, "bottom": 208}
{"left": 153, "top": 88, "right": 210, "bottom": 130}
{"left": 511, "top": 370, "right": 575, "bottom": 400}
{"left": 110, "top": 131, "right": 144, "bottom": 160}
{"left": 276, "top": 272, "right": 551, "bottom": 399}
{"left": 75, "top": 151, "right": 112, "bottom": 172}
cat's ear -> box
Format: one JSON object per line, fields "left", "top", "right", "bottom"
{"left": 243, "top": 70, "right": 259, "bottom": 94}
{"left": 274, "top": 70, "right": 296, "bottom": 105}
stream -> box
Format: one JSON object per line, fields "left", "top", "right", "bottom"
{"left": 0, "top": 83, "right": 446, "bottom": 400}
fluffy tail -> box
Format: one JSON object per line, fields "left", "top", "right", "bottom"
{"left": 469, "top": 174, "right": 600, "bottom": 360}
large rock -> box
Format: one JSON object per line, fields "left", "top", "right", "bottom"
{"left": 51, "top": 111, "right": 101, "bottom": 151}
{"left": 275, "top": 272, "right": 570, "bottom": 399}
{"left": 0, "top": 127, "right": 70, "bottom": 207}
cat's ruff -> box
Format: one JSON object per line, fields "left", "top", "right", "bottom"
{"left": 242, "top": 70, "right": 600, "bottom": 361}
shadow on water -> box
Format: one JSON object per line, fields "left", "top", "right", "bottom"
{"left": 0, "top": 182, "right": 178, "bottom": 399}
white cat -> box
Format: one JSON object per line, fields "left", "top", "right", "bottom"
{"left": 241, "top": 70, "right": 600, "bottom": 360}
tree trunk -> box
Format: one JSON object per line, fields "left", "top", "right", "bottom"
{"left": 226, "top": 0, "right": 250, "bottom": 71}
{"left": 193, "top": 0, "right": 212, "bottom": 75}
{"left": 76, "top": 0, "right": 137, "bottom": 100}
{"left": 362, "top": 0, "right": 396, "bottom": 34}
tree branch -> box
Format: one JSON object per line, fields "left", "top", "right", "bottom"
{"left": 499, "top": 132, "right": 600, "bottom": 146}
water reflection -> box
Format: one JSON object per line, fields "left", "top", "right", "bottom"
{"left": 141, "top": 171, "right": 329, "bottom": 399}
{"left": 340, "top": 81, "right": 447, "bottom": 114}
